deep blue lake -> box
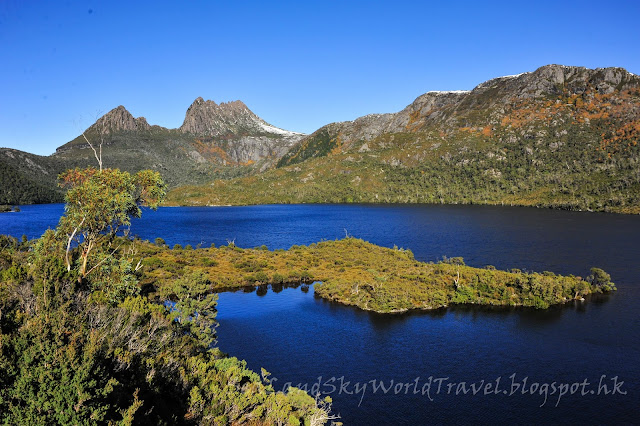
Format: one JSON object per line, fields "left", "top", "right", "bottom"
{"left": 2, "top": 203, "right": 639, "bottom": 424}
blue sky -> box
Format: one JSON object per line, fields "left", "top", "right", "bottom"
{"left": 1, "top": 0, "right": 639, "bottom": 155}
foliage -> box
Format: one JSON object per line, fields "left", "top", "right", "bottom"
{"left": 164, "top": 271, "right": 218, "bottom": 349}
{"left": 587, "top": 267, "right": 616, "bottom": 292}
{"left": 0, "top": 150, "right": 67, "bottom": 205}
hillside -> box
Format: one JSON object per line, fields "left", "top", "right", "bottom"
{"left": 167, "top": 65, "right": 640, "bottom": 213}
{"left": 0, "top": 149, "right": 66, "bottom": 204}
{"left": 0, "top": 99, "right": 304, "bottom": 204}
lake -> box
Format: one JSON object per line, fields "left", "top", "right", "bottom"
{"left": 1, "top": 203, "right": 638, "bottom": 424}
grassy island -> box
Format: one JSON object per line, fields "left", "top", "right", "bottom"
{"left": 137, "top": 237, "right": 615, "bottom": 314}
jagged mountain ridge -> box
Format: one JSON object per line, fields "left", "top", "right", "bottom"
{"left": 55, "top": 98, "right": 304, "bottom": 165}
{"left": 169, "top": 64, "right": 640, "bottom": 213}
{"left": 3, "top": 64, "right": 640, "bottom": 211}
{"left": 50, "top": 98, "right": 305, "bottom": 184}
{"left": 278, "top": 65, "right": 639, "bottom": 167}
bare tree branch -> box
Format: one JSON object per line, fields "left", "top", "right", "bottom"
{"left": 81, "top": 132, "right": 103, "bottom": 171}
{"left": 65, "top": 217, "right": 84, "bottom": 271}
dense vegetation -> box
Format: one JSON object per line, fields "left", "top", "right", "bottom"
{"left": 55, "top": 128, "right": 264, "bottom": 187}
{"left": 0, "top": 129, "right": 268, "bottom": 206}
{"left": 0, "top": 167, "right": 333, "bottom": 425}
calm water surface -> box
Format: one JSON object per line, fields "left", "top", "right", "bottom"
{"left": 2, "top": 204, "right": 639, "bottom": 424}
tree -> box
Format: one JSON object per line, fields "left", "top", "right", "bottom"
{"left": 166, "top": 271, "right": 218, "bottom": 349}
{"left": 587, "top": 267, "right": 615, "bottom": 292}
{"left": 57, "top": 167, "right": 166, "bottom": 283}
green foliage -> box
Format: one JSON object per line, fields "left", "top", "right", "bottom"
{"left": 441, "top": 256, "right": 465, "bottom": 266}
{"left": 588, "top": 267, "right": 616, "bottom": 292}
{"left": 0, "top": 304, "right": 126, "bottom": 424}
{"left": 165, "top": 271, "right": 218, "bottom": 349}
{"left": 277, "top": 128, "right": 339, "bottom": 167}
{"left": 89, "top": 254, "right": 141, "bottom": 304}
{"left": 135, "top": 236, "right": 614, "bottom": 314}
{"left": 57, "top": 167, "right": 166, "bottom": 282}
{"left": 0, "top": 152, "right": 65, "bottom": 204}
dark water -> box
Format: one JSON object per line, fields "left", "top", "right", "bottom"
{"left": 2, "top": 204, "right": 639, "bottom": 424}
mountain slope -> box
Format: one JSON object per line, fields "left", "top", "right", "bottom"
{"left": 0, "top": 149, "right": 66, "bottom": 204}
{"left": 52, "top": 99, "right": 305, "bottom": 184}
{"left": 168, "top": 65, "right": 640, "bottom": 213}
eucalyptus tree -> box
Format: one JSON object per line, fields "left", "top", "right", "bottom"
{"left": 57, "top": 167, "right": 166, "bottom": 285}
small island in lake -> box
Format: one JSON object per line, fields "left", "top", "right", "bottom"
{"left": 138, "top": 237, "right": 615, "bottom": 314}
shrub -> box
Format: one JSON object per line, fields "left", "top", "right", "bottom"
{"left": 201, "top": 258, "right": 218, "bottom": 267}
{"left": 441, "top": 256, "right": 465, "bottom": 266}
{"left": 254, "top": 271, "right": 269, "bottom": 283}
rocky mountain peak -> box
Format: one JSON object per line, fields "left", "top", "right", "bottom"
{"left": 88, "top": 105, "right": 150, "bottom": 134}
{"left": 179, "top": 97, "right": 298, "bottom": 138}
{"left": 279, "top": 64, "right": 640, "bottom": 168}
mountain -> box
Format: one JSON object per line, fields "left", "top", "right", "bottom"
{"left": 4, "top": 65, "right": 640, "bottom": 212}
{"left": 278, "top": 65, "right": 639, "bottom": 166}
{"left": 0, "top": 99, "right": 305, "bottom": 204}
{"left": 167, "top": 65, "right": 640, "bottom": 213}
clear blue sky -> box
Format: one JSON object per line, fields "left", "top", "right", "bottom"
{"left": 1, "top": 0, "right": 639, "bottom": 155}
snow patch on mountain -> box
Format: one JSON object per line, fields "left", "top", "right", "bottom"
{"left": 259, "top": 122, "right": 304, "bottom": 136}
